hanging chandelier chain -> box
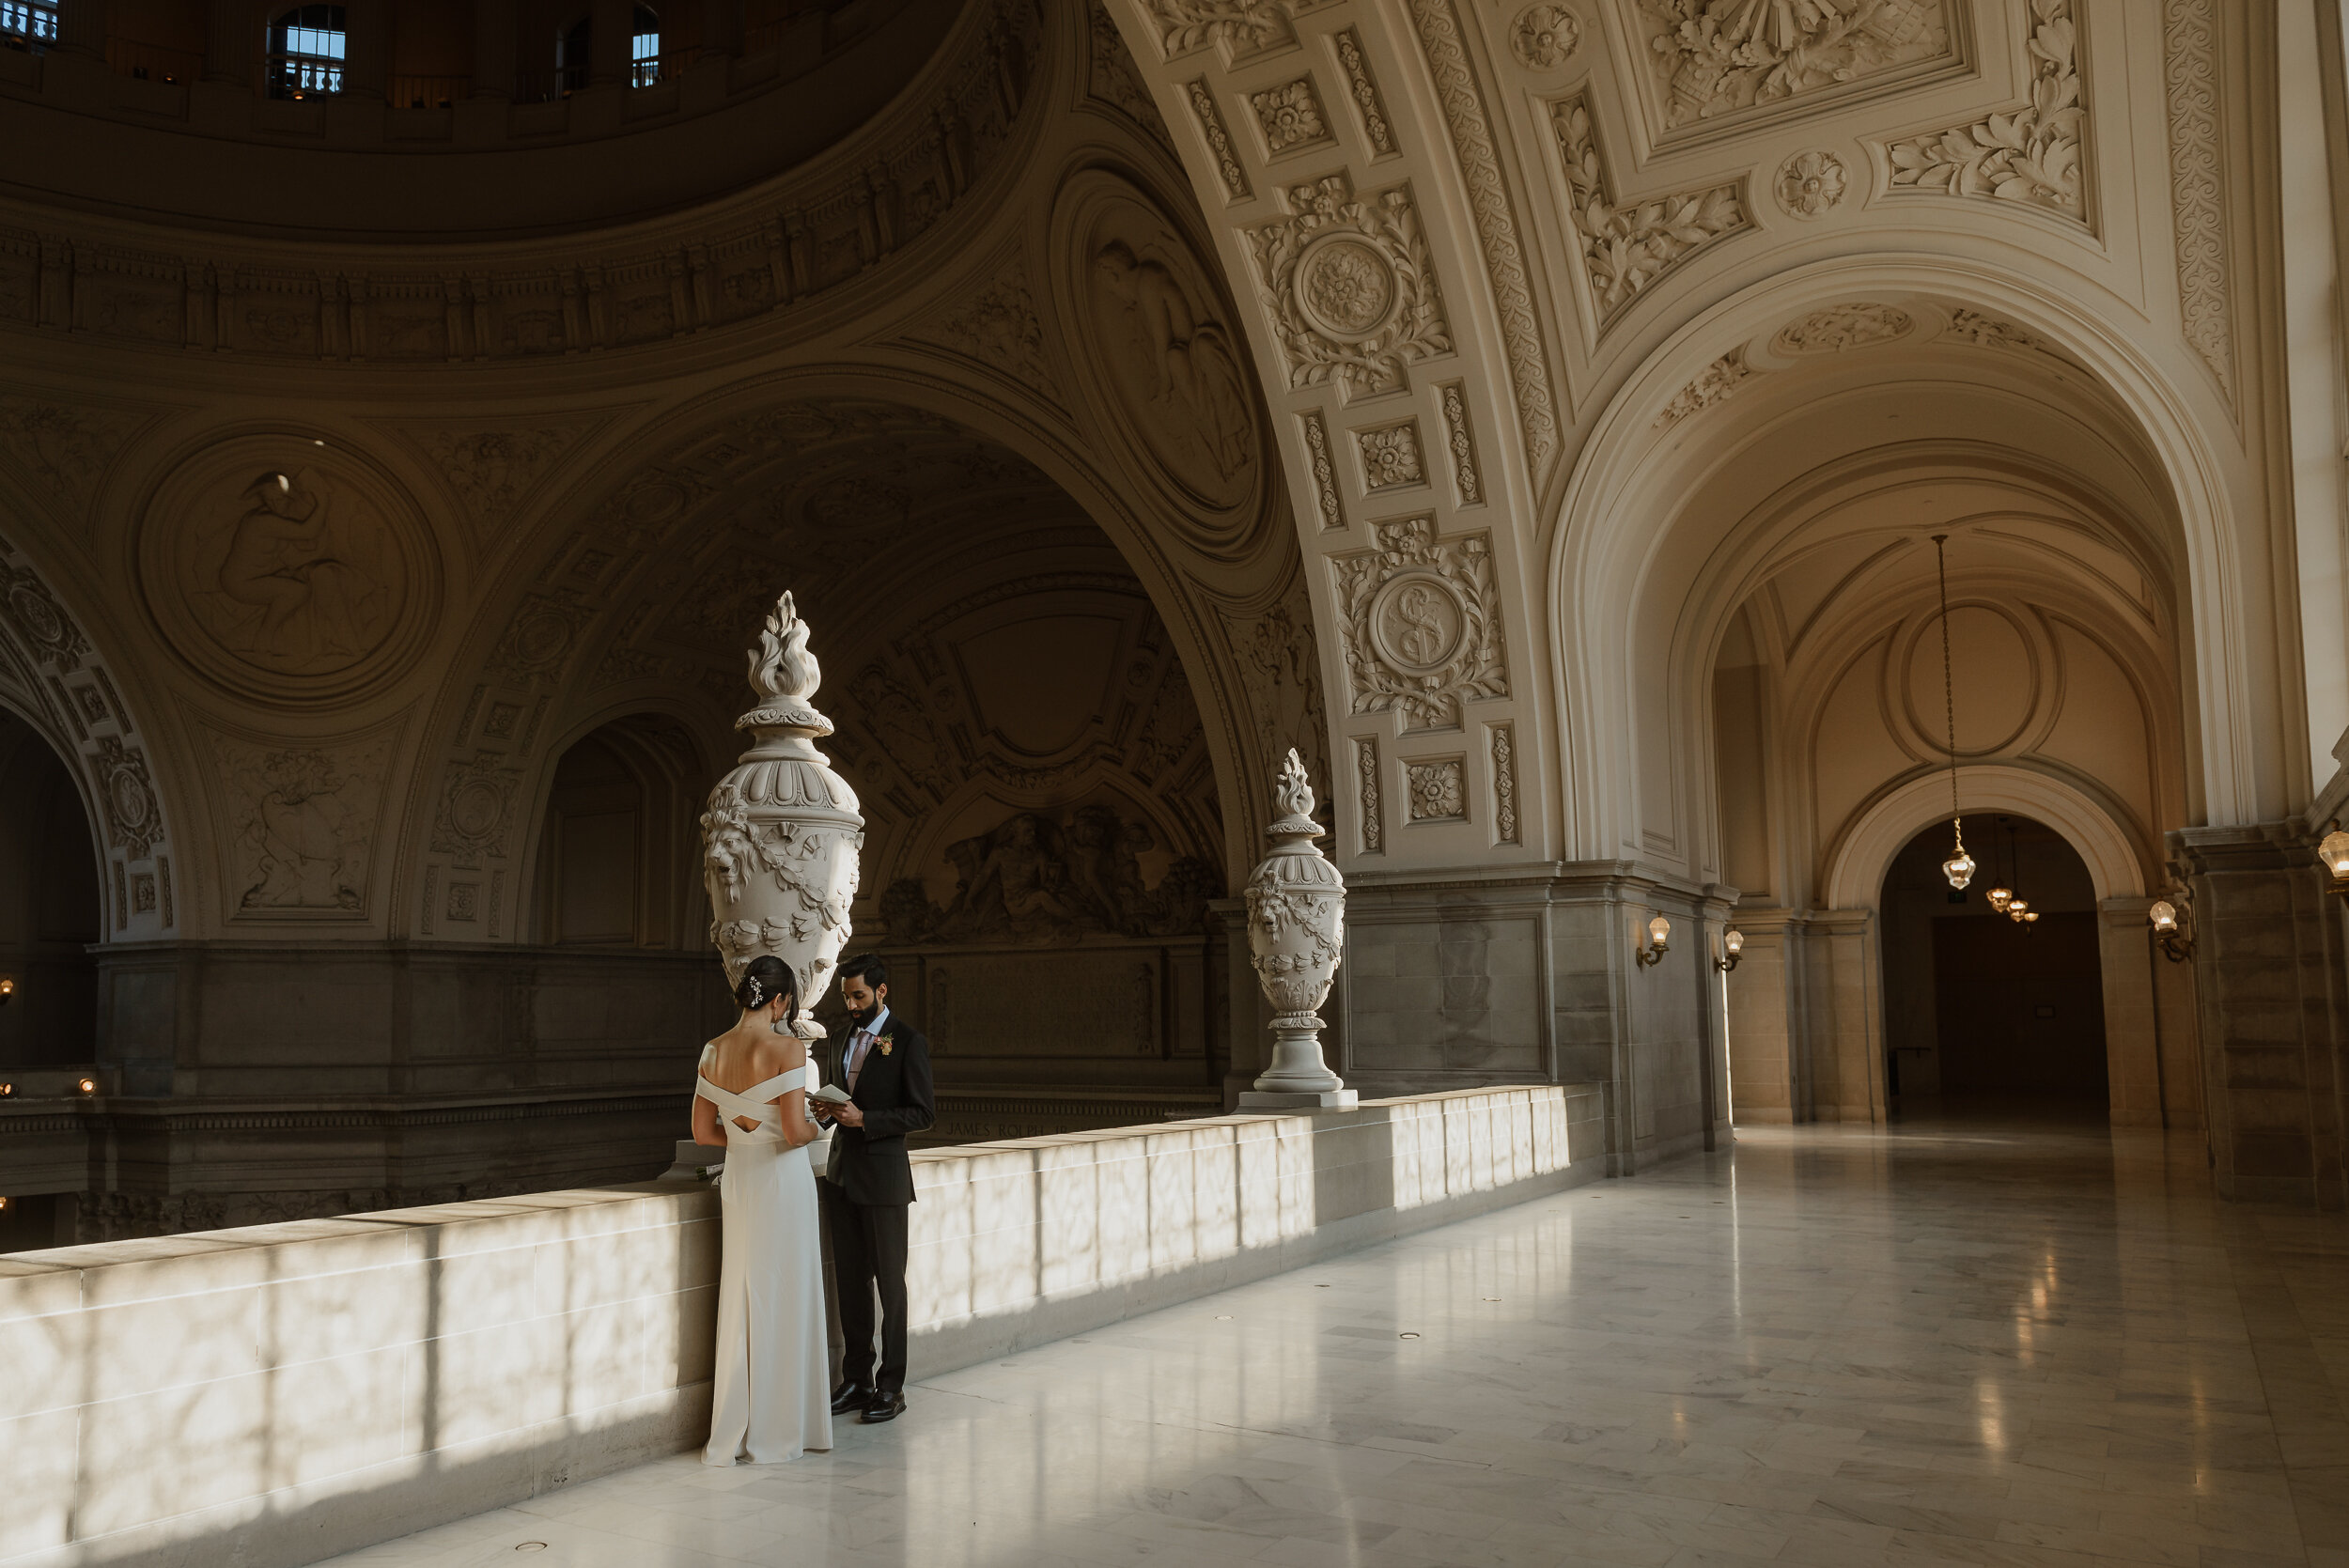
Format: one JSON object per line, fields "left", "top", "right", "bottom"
{"left": 1934, "top": 534, "right": 1959, "bottom": 824}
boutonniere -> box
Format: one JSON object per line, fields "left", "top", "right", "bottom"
{"left": 878, "top": 1035, "right": 894, "bottom": 1056}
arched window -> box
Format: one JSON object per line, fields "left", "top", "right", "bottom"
{"left": 0, "top": 2, "right": 59, "bottom": 47}
{"left": 267, "top": 4, "right": 346, "bottom": 99}
{"left": 555, "top": 6, "right": 661, "bottom": 94}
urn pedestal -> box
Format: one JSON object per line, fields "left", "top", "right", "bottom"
{"left": 700, "top": 592, "right": 864, "bottom": 1049}
{"left": 1237, "top": 749, "right": 1359, "bottom": 1112}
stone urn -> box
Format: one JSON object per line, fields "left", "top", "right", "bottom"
{"left": 700, "top": 592, "right": 864, "bottom": 1042}
{"left": 1237, "top": 749, "right": 1359, "bottom": 1110}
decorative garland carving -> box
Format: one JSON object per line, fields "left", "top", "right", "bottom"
{"left": 1330, "top": 516, "right": 1507, "bottom": 730}
{"left": 1439, "top": 382, "right": 1482, "bottom": 505}
{"left": 1639, "top": 0, "right": 1949, "bottom": 128}
{"left": 1409, "top": 0, "right": 1559, "bottom": 474}
{"left": 1944, "top": 308, "right": 2059, "bottom": 355}
{"left": 1550, "top": 95, "right": 1748, "bottom": 327}
{"left": 1144, "top": 0, "right": 1294, "bottom": 57}
{"left": 1300, "top": 409, "right": 1344, "bottom": 530}
{"left": 1354, "top": 736, "right": 1383, "bottom": 852}
{"left": 1332, "top": 29, "right": 1394, "bottom": 155}
{"left": 1490, "top": 723, "right": 1517, "bottom": 843}
{"left": 1655, "top": 348, "right": 1754, "bottom": 427}
{"left": 1186, "top": 79, "right": 1252, "bottom": 200}
{"left": 1247, "top": 174, "right": 1451, "bottom": 398}
{"left": 2162, "top": 0, "right": 2232, "bottom": 401}
{"left": 1882, "top": 0, "right": 2085, "bottom": 221}
{"left": 1772, "top": 303, "right": 1914, "bottom": 354}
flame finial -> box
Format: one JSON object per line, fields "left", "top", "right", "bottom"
{"left": 750, "top": 591, "right": 821, "bottom": 702}
{"left": 1273, "top": 748, "right": 1315, "bottom": 822}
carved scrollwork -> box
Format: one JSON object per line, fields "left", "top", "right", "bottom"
{"left": 1330, "top": 517, "right": 1507, "bottom": 730}
{"left": 1772, "top": 303, "right": 1914, "bottom": 355}
{"left": 2162, "top": 0, "right": 2232, "bottom": 401}
{"left": 0, "top": 557, "right": 90, "bottom": 671}
{"left": 1247, "top": 174, "right": 1452, "bottom": 398}
{"left": 94, "top": 737, "right": 164, "bottom": 861}
{"left": 1656, "top": 348, "right": 1756, "bottom": 428}
{"left": 431, "top": 750, "right": 522, "bottom": 869}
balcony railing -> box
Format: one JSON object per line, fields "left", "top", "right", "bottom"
{"left": 104, "top": 36, "right": 204, "bottom": 85}
{"left": 389, "top": 71, "right": 470, "bottom": 108}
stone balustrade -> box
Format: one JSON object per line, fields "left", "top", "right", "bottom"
{"left": 0, "top": 1083, "right": 1602, "bottom": 1568}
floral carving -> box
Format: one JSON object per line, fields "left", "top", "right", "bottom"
{"left": 1185, "top": 80, "right": 1251, "bottom": 201}
{"left": 1775, "top": 149, "right": 1849, "bottom": 219}
{"left": 1883, "top": 0, "right": 2084, "bottom": 220}
{"left": 1355, "top": 737, "right": 1383, "bottom": 853}
{"left": 1551, "top": 95, "right": 1749, "bottom": 326}
{"left": 1330, "top": 517, "right": 1507, "bottom": 730}
{"left": 1405, "top": 758, "right": 1466, "bottom": 822}
{"left": 1491, "top": 724, "right": 1518, "bottom": 843}
{"left": 0, "top": 560, "right": 90, "bottom": 671}
{"left": 1439, "top": 383, "right": 1483, "bottom": 505}
{"left": 1356, "top": 422, "right": 1424, "bottom": 489}
{"left": 1510, "top": 4, "right": 1580, "bottom": 70}
{"left": 1248, "top": 174, "right": 1451, "bottom": 398}
{"left": 1332, "top": 29, "right": 1393, "bottom": 155}
{"left": 2163, "top": 0, "right": 2232, "bottom": 400}
{"left": 1639, "top": 0, "right": 1950, "bottom": 128}
{"left": 1656, "top": 348, "right": 1755, "bottom": 427}
{"left": 1772, "top": 303, "right": 1914, "bottom": 354}
{"left": 1410, "top": 0, "right": 1558, "bottom": 472}
{"left": 1945, "top": 308, "right": 2058, "bottom": 355}
{"left": 1300, "top": 410, "right": 1344, "bottom": 530}
{"left": 1252, "top": 78, "right": 1330, "bottom": 151}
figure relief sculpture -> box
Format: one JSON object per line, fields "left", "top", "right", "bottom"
{"left": 199, "top": 470, "right": 399, "bottom": 675}
{"left": 702, "top": 592, "right": 866, "bottom": 1041}
{"left": 881, "top": 801, "right": 1219, "bottom": 946}
{"left": 1092, "top": 237, "right": 1256, "bottom": 507}
{"left": 1238, "top": 750, "right": 1357, "bottom": 1110}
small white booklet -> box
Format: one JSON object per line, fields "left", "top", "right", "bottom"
{"left": 807, "top": 1082, "right": 852, "bottom": 1106}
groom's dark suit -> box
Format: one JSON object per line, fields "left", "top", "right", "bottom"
{"left": 820, "top": 1005, "right": 933, "bottom": 1398}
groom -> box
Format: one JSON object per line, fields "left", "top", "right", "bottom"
{"left": 817, "top": 953, "right": 933, "bottom": 1423}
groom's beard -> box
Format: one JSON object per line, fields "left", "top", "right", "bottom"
{"left": 845, "top": 1005, "right": 879, "bottom": 1030}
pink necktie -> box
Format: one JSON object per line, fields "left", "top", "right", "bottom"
{"left": 847, "top": 1031, "right": 872, "bottom": 1092}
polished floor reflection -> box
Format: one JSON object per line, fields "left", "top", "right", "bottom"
{"left": 319, "top": 1110, "right": 2348, "bottom": 1568}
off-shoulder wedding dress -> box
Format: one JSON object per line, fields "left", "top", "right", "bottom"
{"left": 695, "top": 1047, "right": 832, "bottom": 1465}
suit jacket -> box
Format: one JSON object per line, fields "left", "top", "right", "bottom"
{"left": 822, "top": 1012, "right": 934, "bottom": 1207}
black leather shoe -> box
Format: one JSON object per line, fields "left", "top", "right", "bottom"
{"left": 831, "top": 1381, "right": 873, "bottom": 1416}
{"left": 860, "top": 1389, "right": 907, "bottom": 1424}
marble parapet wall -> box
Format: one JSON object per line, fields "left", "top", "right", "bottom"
{"left": 0, "top": 1083, "right": 1602, "bottom": 1568}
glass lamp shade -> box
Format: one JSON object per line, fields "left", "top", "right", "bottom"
{"left": 2321, "top": 825, "right": 2349, "bottom": 880}
{"left": 1724, "top": 928, "right": 1744, "bottom": 955}
{"left": 1942, "top": 849, "right": 1976, "bottom": 889}
{"left": 2007, "top": 898, "right": 2029, "bottom": 923}
{"left": 1646, "top": 915, "right": 1672, "bottom": 950}
{"left": 2149, "top": 899, "right": 2178, "bottom": 935}
{"left": 0, "top": 976, "right": 13, "bottom": 999}
{"left": 2022, "top": 910, "right": 2040, "bottom": 925}
{"left": 1986, "top": 886, "right": 2012, "bottom": 911}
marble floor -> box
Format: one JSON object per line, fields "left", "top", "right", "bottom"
{"left": 320, "top": 1107, "right": 2348, "bottom": 1568}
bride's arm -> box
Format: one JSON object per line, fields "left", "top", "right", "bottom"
{"left": 773, "top": 1086, "right": 819, "bottom": 1150}
{"left": 692, "top": 1089, "right": 724, "bottom": 1148}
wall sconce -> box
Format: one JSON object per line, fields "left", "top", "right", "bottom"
{"left": 2321, "top": 820, "right": 2349, "bottom": 899}
{"left": 76, "top": 1078, "right": 95, "bottom": 1095}
{"left": 1715, "top": 928, "right": 1743, "bottom": 973}
{"left": 2148, "top": 898, "right": 2194, "bottom": 963}
{"left": 0, "top": 1082, "right": 12, "bottom": 1096}
{"left": 0, "top": 977, "right": 14, "bottom": 1005}
{"left": 1636, "top": 914, "right": 1671, "bottom": 969}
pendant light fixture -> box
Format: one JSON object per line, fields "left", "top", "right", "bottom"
{"left": 1932, "top": 535, "right": 1974, "bottom": 890}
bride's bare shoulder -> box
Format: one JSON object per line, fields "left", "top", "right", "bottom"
{"left": 751, "top": 1033, "right": 808, "bottom": 1076}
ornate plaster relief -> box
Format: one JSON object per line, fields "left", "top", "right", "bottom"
{"left": 1631, "top": 0, "right": 1957, "bottom": 142}
{"left": 1247, "top": 173, "right": 1452, "bottom": 399}
{"left": 1331, "top": 28, "right": 1396, "bottom": 155}
{"left": 1510, "top": 5, "right": 1582, "bottom": 71}
{"left": 203, "top": 713, "right": 404, "bottom": 921}
{"left": 1550, "top": 95, "right": 1749, "bottom": 332}
{"left": 1252, "top": 77, "right": 1335, "bottom": 153}
{"left": 1330, "top": 517, "right": 1507, "bottom": 731}
{"left": 1880, "top": 0, "right": 2086, "bottom": 223}
{"left": 2161, "top": 0, "right": 2232, "bottom": 402}
{"left": 1774, "top": 150, "right": 1850, "bottom": 220}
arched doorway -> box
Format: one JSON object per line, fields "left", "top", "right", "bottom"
{"left": 0, "top": 706, "right": 101, "bottom": 1073}
{"left": 1879, "top": 815, "right": 2108, "bottom": 1118}
{"left": 530, "top": 713, "right": 709, "bottom": 951}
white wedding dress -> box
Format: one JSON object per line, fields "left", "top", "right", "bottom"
{"left": 696, "top": 1048, "right": 832, "bottom": 1465}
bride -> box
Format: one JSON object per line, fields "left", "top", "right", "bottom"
{"left": 692, "top": 955, "right": 832, "bottom": 1464}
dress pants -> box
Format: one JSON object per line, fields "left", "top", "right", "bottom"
{"left": 822, "top": 1180, "right": 910, "bottom": 1393}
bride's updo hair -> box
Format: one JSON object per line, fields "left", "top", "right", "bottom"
{"left": 733, "top": 955, "right": 798, "bottom": 1015}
